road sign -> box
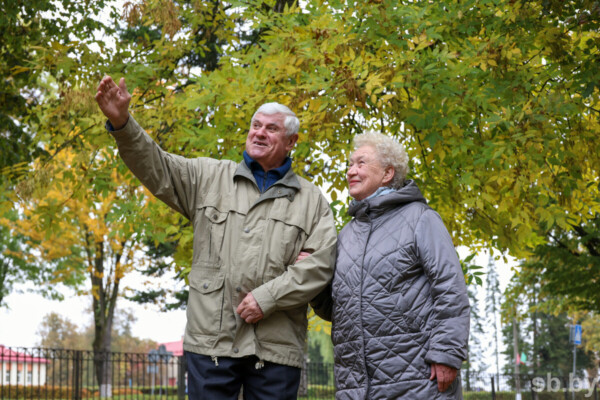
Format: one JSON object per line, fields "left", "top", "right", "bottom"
{"left": 570, "top": 324, "right": 582, "bottom": 345}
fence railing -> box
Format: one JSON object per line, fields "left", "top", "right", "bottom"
{"left": 1, "top": 346, "right": 598, "bottom": 400}
{"left": 0, "top": 346, "right": 335, "bottom": 399}
{"left": 0, "top": 346, "right": 186, "bottom": 399}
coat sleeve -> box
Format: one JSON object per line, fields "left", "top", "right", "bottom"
{"left": 310, "top": 283, "right": 333, "bottom": 321}
{"left": 414, "top": 209, "right": 470, "bottom": 370}
{"left": 251, "top": 194, "right": 337, "bottom": 318}
{"left": 108, "top": 115, "right": 202, "bottom": 221}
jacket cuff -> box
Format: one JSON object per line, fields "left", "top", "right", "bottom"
{"left": 424, "top": 350, "right": 463, "bottom": 370}
{"left": 251, "top": 286, "right": 277, "bottom": 319}
{"left": 105, "top": 114, "right": 133, "bottom": 136}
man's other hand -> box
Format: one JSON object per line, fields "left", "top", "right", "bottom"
{"left": 236, "top": 292, "right": 264, "bottom": 324}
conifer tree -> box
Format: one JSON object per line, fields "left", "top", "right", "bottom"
{"left": 485, "top": 255, "right": 503, "bottom": 390}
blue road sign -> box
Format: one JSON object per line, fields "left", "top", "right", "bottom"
{"left": 570, "top": 324, "right": 582, "bottom": 345}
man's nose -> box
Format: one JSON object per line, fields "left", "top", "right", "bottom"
{"left": 254, "top": 126, "right": 267, "bottom": 137}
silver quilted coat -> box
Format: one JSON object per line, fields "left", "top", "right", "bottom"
{"left": 331, "top": 180, "right": 470, "bottom": 399}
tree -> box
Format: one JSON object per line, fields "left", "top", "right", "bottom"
{"left": 37, "top": 309, "right": 157, "bottom": 353}
{"left": 0, "top": 0, "right": 112, "bottom": 306}
{"left": 105, "top": 0, "right": 600, "bottom": 284}
{"left": 503, "top": 270, "right": 596, "bottom": 378}
{"left": 514, "top": 216, "right": 600, "bottom": 312}
{"left": 463, "top": 282, "right": 488, "bottom": 390}
{"left": 0, "top": 208, "right": 43, "bottom": 307}
{"left": 37, "top": 312, "right": 88, "bottom": 350}
{"left": 8, "top": 145, "right": 158, "bottom": 394}
{"left": 485, "top": 255, "right": 503, "bottom": 388}
{"left": 578, "top": 312, "right": 600, "bottom": 385}
{"left": 8, "top": 0, "right": 599, "bottom": 308}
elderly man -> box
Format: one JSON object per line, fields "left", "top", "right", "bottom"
{"left": 95, "top": 76, "right": 337, "bottom": 400}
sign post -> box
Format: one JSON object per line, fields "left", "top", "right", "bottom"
{"left": 569, "top": 324, "right": 582, "bottom": 400}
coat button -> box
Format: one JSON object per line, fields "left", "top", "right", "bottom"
{"left": 203, "top": 283, "right": 209, "bottom": 289}
{"left": 212, "top": 214, "right": 218, "bottom": 221}
{"left": 233, "top": 348, "right": 239, "bottom": 353}
{"left": 236, "top": 287, "right": 242, "bottom": 293}
{"left": 243, "top": 227, "right": 250, "bottom": 233}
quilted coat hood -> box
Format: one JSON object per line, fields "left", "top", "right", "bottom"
{"left": 348, "top": 180, "right": 427, "bottom": 219}
{"left": 331, "top": 180, "right": 469, "bottom": 400}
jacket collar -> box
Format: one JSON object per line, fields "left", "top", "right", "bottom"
{"left": 234, "top": 160, "right": 301, "bottom": 202}
{"left": 349, "top": 180, "right": 427, "bottom": 219}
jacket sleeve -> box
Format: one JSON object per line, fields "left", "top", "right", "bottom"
{"left": 108, "top": 115, "right": 201, "bottom": 220}
{"left": 251, "top": 194, "right": 337, "bottom": 318}
{"left": 415, "top": 209, "right": 470, "bottom": 370}
{"left": 310, "top": 283, "right": 333, "bottom": 321}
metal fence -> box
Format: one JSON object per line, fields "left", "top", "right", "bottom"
{"left": 1, "top": 346, "right": 598, "bottom": 400}
{"left": 0, "top": 346, "right": 335, "bottom": 399}
{"left": 0, "top": 346, "right": 185, "bottom": 399}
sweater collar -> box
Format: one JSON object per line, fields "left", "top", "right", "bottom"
{"left": 234, "top": 156, "right": 301, "bottom": 191}
{"left": 242, "top": 151, "right": 292, "bottom": 178}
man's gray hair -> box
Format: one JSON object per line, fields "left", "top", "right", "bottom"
{"left": 253, "top": 103, "right": 300, "bottom": 136}
{"left": 353, "top": 130, "right": 409, "bottom": 189}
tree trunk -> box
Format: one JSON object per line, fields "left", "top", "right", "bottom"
{"left": 89, "top": 239, "right": 120, "bottom": 398}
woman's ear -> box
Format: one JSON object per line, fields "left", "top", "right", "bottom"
{"left": 383, "top": 166, "right": 395, "bottom": 186}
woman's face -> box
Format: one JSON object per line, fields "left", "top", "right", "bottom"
{"left": 347, "top": 145, "right": 394, "bottom": 201}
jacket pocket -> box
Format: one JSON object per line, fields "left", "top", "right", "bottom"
{"left": 187, "top": 269, "right": 226, "bottom": 334}
{"left": 193, "top": 206, "right": 228, "bottom": 268}
{"left": 263, "top": 216, "right": 308, "bottom": 276}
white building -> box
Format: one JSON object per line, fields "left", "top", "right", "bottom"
{"left": 0, "top": 345, "right": 49, "bottom": 386}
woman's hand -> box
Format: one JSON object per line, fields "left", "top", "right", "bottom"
{"left": 430, "top": 363, "right": 458, "bottom": 392}
{"left": 295, "top": 250, "right": 312, "bottom": 263}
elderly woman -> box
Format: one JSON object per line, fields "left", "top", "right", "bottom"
{"left": 310, "top": 131, "right": 470, "bottom": 399}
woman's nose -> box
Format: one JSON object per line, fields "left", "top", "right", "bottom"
{"left": 347, "top": 165, "right": 356, "bottom": 177}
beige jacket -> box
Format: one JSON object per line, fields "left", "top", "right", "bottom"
{"left": 110, "top": 116, "right": 337, "bottom": 368}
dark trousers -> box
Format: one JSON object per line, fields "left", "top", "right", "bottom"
{"left": 185, "top": 352, "right": 301, "bottom": 400}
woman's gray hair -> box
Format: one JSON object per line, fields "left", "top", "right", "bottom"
{"left": 252, "top": 103, "right": 300, "bottom": 136}
{"left": 353, "top": 130, "right": 409, "bottom": 189}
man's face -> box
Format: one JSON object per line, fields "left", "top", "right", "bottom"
{"left": 245, "top": 113, "right": 298, "bottom": 171}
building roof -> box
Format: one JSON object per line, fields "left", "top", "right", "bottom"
{"left": 158, "top": 340, "right": 183, "bottom": 357}
{"left": 0, "top": 345, "right": 50, "bottom": 364}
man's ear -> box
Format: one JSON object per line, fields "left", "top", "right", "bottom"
{"left": 286, "top": 134, "right": 299, "bottom": 152}
{"left": 383, "top": 166, "right": 395, "bottom": 186}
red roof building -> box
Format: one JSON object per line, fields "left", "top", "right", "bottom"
{"left": 0, "top": 345, "right": 50, "bottom": 386}
{"left": 158, "top": 340, "right": 184, "bottom": 357}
